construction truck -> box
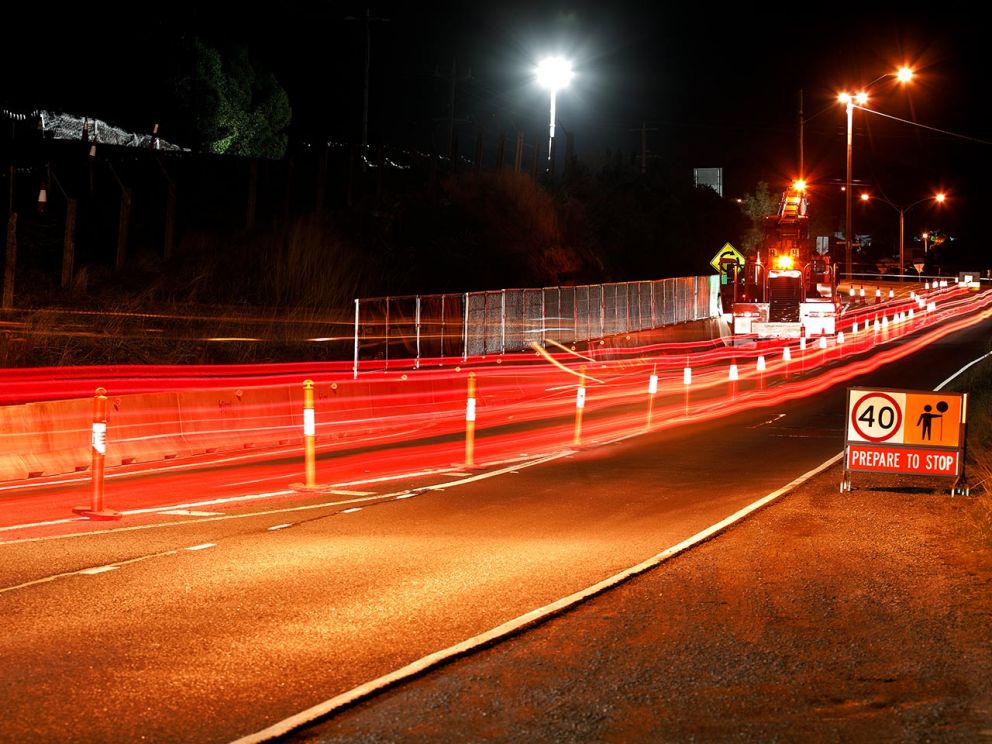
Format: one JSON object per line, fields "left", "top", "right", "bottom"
{"left": 721, "top": 183, "right": 838, "bottom": 338}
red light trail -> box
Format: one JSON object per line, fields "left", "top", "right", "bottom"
{"left": 0, "top": 284, "right": 988, "bottom": 512}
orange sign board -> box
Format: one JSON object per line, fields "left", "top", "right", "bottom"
{"left": 845, "top": 387, "right": 967, "bottom": 479}
{"left": 902, "top": 392, "right": 962, "bottom": 448}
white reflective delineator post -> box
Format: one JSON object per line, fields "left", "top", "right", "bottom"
{"left": 859, "top": 287, "right": 866, "bottom": 302}
{"left": 782, "top": 346, "right": 791, "bottom": 379}
{"left": 73, "top": 387, "right": 121, "bottom": 520}
{"left": 889, "top": 289, "right": 895, "bottom": 299}
{"left": 303, "top": 379, "right": 317, "bottom": 487}
{"left": 818, "top": 334, "right": 827, "bottom": 350}
{"left": 646, "top": 367, "right": 658, "bottom": 429}
{"left": 875, "top": 288, "right": 882, "bottom": 303}
{"left": 574, "top": 365, "right": 587, "bottom": 446}
{"left": 756, "top": 355, "right": 766, "bottom": 389}
{"left": 465, "top": 372, "right": 477, "bottom": 467}
{"left": 728, "top": 362, "right": 739, "bottom": 399}
{"left": 799, "top": 335, "right": 807, "bottom": 374}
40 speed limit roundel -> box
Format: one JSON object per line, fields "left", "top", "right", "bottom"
{"left": 848, "top": 391, "right": 906, "bottom": 443}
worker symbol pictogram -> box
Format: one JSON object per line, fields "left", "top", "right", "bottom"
{"left": 904, "top": 395, "right": 960, "bottom": 448}
{"left": 915, "top": 402, "right": 948, "bottom": 441}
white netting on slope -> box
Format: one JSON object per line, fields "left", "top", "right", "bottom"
{"left": 36, "top": 111, "right": 187, "bottom": 151}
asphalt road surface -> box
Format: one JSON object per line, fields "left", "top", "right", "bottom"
{"left": 1, "top": 312, "right": 989, "bottom": 743}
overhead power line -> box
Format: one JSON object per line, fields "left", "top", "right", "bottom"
{"left": 854, "top": 105, "right": 992, "bottom": 146}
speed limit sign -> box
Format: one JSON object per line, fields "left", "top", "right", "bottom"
{"left": 848, "top": 390, "right": 906, "bottom": 444}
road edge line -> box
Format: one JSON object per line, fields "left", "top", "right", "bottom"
{"left": 229, "top": 450, "right": 845, "bottom": 744}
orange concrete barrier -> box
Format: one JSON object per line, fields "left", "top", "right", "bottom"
{"left": 104, "top": 392, "right": 192, "bottom": 466}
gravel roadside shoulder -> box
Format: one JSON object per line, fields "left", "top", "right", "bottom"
{"left": 292, "top": 465, "right": 992, "bottom": 743}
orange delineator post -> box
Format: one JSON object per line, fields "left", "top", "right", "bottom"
{"left": 73, "top": 387, "right": 121, "bottom": 520}
{"left": 465, "top": 373, "right": 477, "bottom": 467}
{"left": 574, "top": 365, "right": 586, "bottom": 446}
{"left": 303, "top": 379, "right": 316, "bottom": 487}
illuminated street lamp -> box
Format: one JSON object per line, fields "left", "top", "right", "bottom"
{"left": 536, "top": 56, "right": 573, "bottom": 166}
{"left": 838, "top": 67, "right": 913, "bottom": 279}
{"left": 859, "top": 191, "right": 946, "bottom": 278}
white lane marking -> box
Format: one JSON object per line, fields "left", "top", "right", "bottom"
{"left": 936, "top": 349, "right": 992, "bottom": 390}
{"left": 748, "top": 413, "right": 786, "bottom": 429}
{"left": 444, "top": 472, "right": 470, "bottom": 478}
{"left": 329, "top": 489, "right": 376, "bottom": 497}
{"left": 394, "top": 493, "right": 414, "bottom": 500}
{"left": 158, "top": 510, "right": 223, "bottom": 517}
{"left": 0, "top": 517, "right": 86, "bottom": 533}
{"left": 186, "top": 543, "right": 215, "bottom": 551}
{"left": 267, "top": 524, "right": 292, "bottom": 531}
{"left": 228, "top": 450, "right": 846, "bottom": 744}
{"left": 78, "top": 565, "right": 119, "bottom": 575}
{"left": 340, "top": 508, "right": 362, "bottom": 514}
{"left": 0, "top": 452, "right": 573, "bottom": 547}
{"left": 122, "top": 490, "right": 296, "bottom": 517}
{"left": 0, "top": 546, "right": 183, "bottom": 594}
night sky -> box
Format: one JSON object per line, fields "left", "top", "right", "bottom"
{"left": 3, "top": 2, "right": 989, "bottom": 259}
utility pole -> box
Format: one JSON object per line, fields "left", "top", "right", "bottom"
{"left": 628, "top": 121, "right": 658, "bottom": 174}
{"left": 435, "top": 58, "right": 472, "bottom": 161}
{"left": 345, "top": 8, "right": 390, "bottom": 162}
{"left": 798, "top": 89, "right": 804, "bottom": 179}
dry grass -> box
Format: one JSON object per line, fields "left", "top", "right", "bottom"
{"left": 949, "top": 354, "right": 992, "bottom": 546}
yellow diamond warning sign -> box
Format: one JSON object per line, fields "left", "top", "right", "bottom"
{"left": 709, "top": 242, "right": 745, "bottom": 273}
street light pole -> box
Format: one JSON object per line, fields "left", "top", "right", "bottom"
{"left": 838, "top": 68, "right": 913, "bottom": 282}
{"left": 845, "top": 98, "right": 853, "bottom": 280}
{"left": 860, "top": 192, "right": 945, "bottom": 280}
{"left": 536, "top": 57, "right": 573, "bottom": 169}
{"left": 899, "top": 207, "right": 905, "bottom": 275}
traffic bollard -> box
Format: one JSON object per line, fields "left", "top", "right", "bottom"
{"left": 73, "top": 387, "right": 121, "bottom": 520}
{"left": 465, "top": 372, "right": 477, "bottom": 467}
{"left": 574, "top": 365, "right": 587, "bottom": 446}
{"left": 646, "top": 367, "right": 658, "bottom": 429}
{"left": 303, "top": 379, "right": 317, "bottom": 488}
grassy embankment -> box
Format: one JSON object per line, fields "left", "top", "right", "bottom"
{"left": 952, "top": 357, "right": 992, "bottom": 544}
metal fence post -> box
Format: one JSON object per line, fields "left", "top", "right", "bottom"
{"left": 384, "top": 296, "right": 390, "bottom": 371}
{"left": 462, "top": 292, "right": 469, "bottom": 362}
{"left": 415, "top": 295, "right": 421, "bottom": 369}
{"left": 501, "top": 289, "right": 506, "bottom": 355}
{"left": 353, "top": 298, "right": 360, "bottom": 379}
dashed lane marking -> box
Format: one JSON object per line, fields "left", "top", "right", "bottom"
{"left": 228, "top": 450, "right": 847, "bottom": 744}
{"left": 158, "top": 509, "right": 224, "bottom": 517}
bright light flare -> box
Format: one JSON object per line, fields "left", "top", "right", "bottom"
{"left": 896, "top": 66, "right": 913, "bottom": 83}
{"left": 855, "top": 91, "right": 868, "bottom": 105}
{"left": 773, "top": 255, "right": 795, "bottom": 270}
{"left": 535, "top": 56, "right": 573, "bottom": 91}
{"left": 935, "top": 193, "right": 946, "bottom": 203}
{"left": 792, "top": 179, "right": 807, "bottom": 192}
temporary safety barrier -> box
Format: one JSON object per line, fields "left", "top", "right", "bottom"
{"left": 352, "top": 275, "right": 719, "bottom": 376}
